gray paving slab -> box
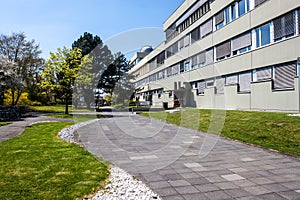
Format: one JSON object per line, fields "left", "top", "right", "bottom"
{"left": 77, "top": 111, "right": 300, "bottom": 199}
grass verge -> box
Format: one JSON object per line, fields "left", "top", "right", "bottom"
{"left": 29, "top": 105, "right": 92, "bottom": 113}
{"left": 0, "top": 122, "right": 9, "bottom": 126}
{"left": 141, "top": 109, "right": 300, "bottom": 157}
{"left": 0, "top": 122, "right": 109, "bottom": 200}
{"left": 50, "top": 114, "right": 104, "bottom": 123}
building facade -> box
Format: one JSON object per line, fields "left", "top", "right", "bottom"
{"left": 128, "top": 0, "right": 300, "bottom": 112}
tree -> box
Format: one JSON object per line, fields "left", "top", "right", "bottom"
{"left": 98, "top": 53, "right": 132, "bottom": 95}
{"left": 72, "top": 32, "right": 113, "bottom": 108}
{"left": 0, "top": 32, "right": 43, "bottom": 105}
{"left": 41, "top": 47, "right": 83, "bottom": 114}
{"left": 0, "top": 56, "right": 19, "bottom": 105}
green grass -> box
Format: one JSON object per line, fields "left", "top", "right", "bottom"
{"left": 0, "top": 122, "right": 109, "bottom": 200}
{"left": 0, "top": 122, "right": 9, "bottom": 126}
{"left": 141, "top": 109, "right": 300, "bottom": 156}
{"left": 50, "top": 114, "right": 104, "bottom": 123}
{"left": 29, "top": 105, "right": 92, "bottom": 113}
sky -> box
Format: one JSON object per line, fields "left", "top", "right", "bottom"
{"left": 0, "top": 0, "right": 184, "bottom": 59}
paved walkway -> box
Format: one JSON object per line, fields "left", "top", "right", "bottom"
{"left": 78, "top": 111, "right": 300, "bottom": 200}
{"left": 0, "top": 114, "right": 73, "bottom": 142}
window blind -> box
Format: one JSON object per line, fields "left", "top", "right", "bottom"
{"left": 232, "top": 32, "right": 252, "bottom": 51}
{"left": 216, "top": 41, "right": 231, "bottom": 59}
{"left": 200, "top": 19, "right": 213, "bottom": 37}
{"left": 191, "top": 55, "right": 198, "bottom": 67}
{"left": 197, "top": 81, "right": 206, "bottom": 94}
{"left": 256, "top": 67, "right": 272, "bottom": 81}
{"left": 184, "top": 35, "right": 190, "bottom": 47}
{"left": 226, "top": 74, "right": 238, "bottom": 85}
{"left": 274, "top": 62, "right": 296, "bottom": 89}
{"left": 215, "top": 10, "right": 224, "bottom": 25}
{"left": 167, "top": 67, "right": 172, "bottom": 77}
{"left": 216, "top": 77, "right": 225, "bottom": 94}
{"left": 172, "top": 64, "right": 179, "bottom": 75}
{"left": 206, "top": 48, "right": 214, "bottom": 65}
{"left": 239, "top": 71, "right": 252, "bottom": 92}
{"left": 198, "top": 51, "right": 206, "bottom": 64}
{"left": 274, "top": 11, "right": 295, "bottom": 40}
{"left": 254, "top": 0, "right": 268, "bottom": 7}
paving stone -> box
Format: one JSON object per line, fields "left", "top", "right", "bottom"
{"left": 279, "top": 190, "right": 300, "bottom": 199}
{"left": 183, "top": 193, "right": 209, "bottom": 200}
{"left": 243, "top": 185, "right": 272, "bottom": 195}
{"left": 148, "top": 181, "right": 171, "bottom": 189}
{"left": 221, "top": 174, "right": 245, "bottom": 181}
{"left": 281, "top": 181, "right": 300, "bottom": 190}
{"left": 215, "top": 181, "right": 240, "bottom": 190}
{"left": 205, "top": 176, "right": 226, "bottom": 183}
{"left": 223, "top": 188, "right": 252, "bottom": 198}
{"left": 195, "top": 184, "right": 220, "bottom": 192}
{"left": 168, "top": 180, "right": 191, "bottom": 187}
{"left": 204, "top": 190, "right": 232, "bottom": 200}
{"left": 258, "top": 192, "right": 287, "bottom": 200}
{"left": 163, "top": 195, "right": 185, "bottom": 200}
{"left": 154, "top": 187, "right": 179, "bottom": 197}
{"left": 180, "top": 172, "right": 199, "bottom": 179}
{"left": 261, "top": 183, "right": 290, "bottom": 192}
{"left": 174, "top": 185, "right": 199, "bottom": 195}
{"left": 241, "top": 158, "right": 256, "bottom": 162}
{"left": 184, "top": 163, "right": 202, "bottom": 168}
{"left": 186, "top": 178, "right": 210, "bottom": 185}
{"left": 229, "top": 167, "right": 248, "bottom": 173}
{"left": 249, "top": 177, "right": 274, "bottom": 185}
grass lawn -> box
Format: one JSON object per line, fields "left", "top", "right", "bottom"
{"left": 29, "top": 104, "right": 92, "bottom": 113}
{"left": 50, "top": 114, "right": 104, "bottom": 123}
{"left": 141, "top": 109, "right": 300, "bottom": 156}
{"left": 0, "top": 122, "right": 9, "bottom": 126}
{"left": 0, "top": 122, "right": 109, "bottom": 200}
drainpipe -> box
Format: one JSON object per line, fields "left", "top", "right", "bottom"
{"left": 297, "top": 57, "right": 300, "bottom": 114}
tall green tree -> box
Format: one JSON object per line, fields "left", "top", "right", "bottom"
{"left": 72, "top": 32, "right": 113, "bottom": 108}
{"left": 41, "top": 47, "right": 83, "bottom": 114}
{"left": 0, "top": 32, "right": 43, "bottom": 105}
{"left": 98, "top": 53, "right": 132, "bottom": 95}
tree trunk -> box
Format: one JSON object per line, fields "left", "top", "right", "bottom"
{"left": 11, "top": 89, "right": 15, "bottom": 106}
{"left": 14, "top": 89, "right": 22, "bottom": 106}
{"left": 65, "top": 97, "right": 69, "bottom": 115}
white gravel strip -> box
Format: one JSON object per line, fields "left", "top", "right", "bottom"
{"left": 90, "top": 167, "right": 161, "bottom": 200}
{"left": 57, "top": 119, "right": 161, "bottom": 200}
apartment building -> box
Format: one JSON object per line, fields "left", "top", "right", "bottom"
{"left": 128, "top": 0, "right": 300, "bottom": 112}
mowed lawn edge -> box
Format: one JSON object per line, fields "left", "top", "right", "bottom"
{"left": 0, "top": 122, "right": 109, "bottom": 200}
{"left": 140, "top": 109, "right": 300, "bottom": 157}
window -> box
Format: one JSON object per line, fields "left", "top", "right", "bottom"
{"left": 179, "top": 61, "right": 184, "bottom": 73}
{"left": 231, "top": 3, "right": 237, "bottom": 21}
{"left": 191, "top": 27, "right": 200, "bottom": 43}
{"left": 273, "top": 11, "right": 295, "bottom": 41}
{"left": 232, "top": 32, "right": 252, "bottom": 55}
{"left": 184, "top": 35, "right": 190, "bottom": 47}
{"left": 197, "top": 81, "right": 206, "bottom": 95}
{"left": 253, "top": 67, "right": 272, "bottom": 82}
{"left": 200, "top": 19, "right": 213, "bottom": 38}
{"left": 239, "top": 71, "right": 252, "bottom": 92}
{"left": 206, "top": 79, "right": 214, "bottom": 87}
{"left": 216, "top": 41, "right": 231, "bottom": 60}
{"left": 273, "top": 62, "right": 296, "bottom": 89}
{"left": 184, "top": 61, "right": 190, "bottom": 72}
{"left": 205, "top": 48, "right": 214, "bottom": 65}
{"left": 216, "top": 77, "right": 225, "bottom": 94}
{"left": 191, "top": 54, "right": 198, "bottom": 69}
{"left": 198, "top": 51, "right": 206, "bottom": 67}
{"left": 157, "top": 51, "right": 165, "bottom": 66}
{"left": 238, "top": 0, "right": 249, "bottom": 17}
{"left": 256, "top": 23, "right": 271, "bottom": 47}
{"left": 226, "top": 74, "right": 238, "bottom": 85}
{"left": 225, "top": 7, "right": 231, "bottom": 24}
{"left": 254, "top": 0, "right": 268, "bottom": 8}
{"left": 215, "top": 10, "right": 224, "bottom": 30}
{"left": 179, "top": 38, "right": 184, "bottom": 50}
{"left": 172, "top": 64, "right": 179, "bottom": 75}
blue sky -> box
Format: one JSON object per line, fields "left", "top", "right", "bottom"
{"left": 0, "top": 0, "right": 184, "bottom": 58}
